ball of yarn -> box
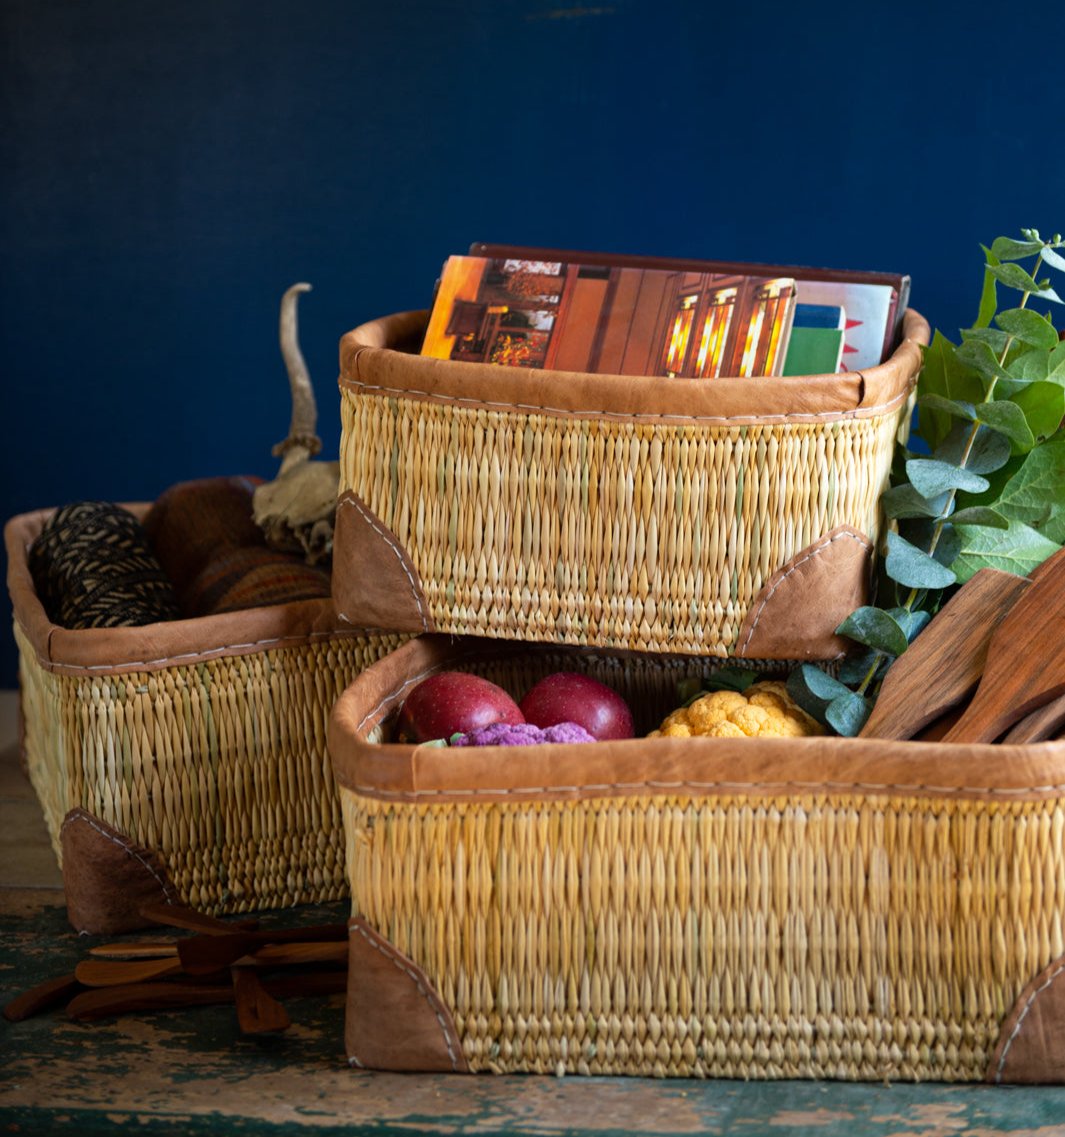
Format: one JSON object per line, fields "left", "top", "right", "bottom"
{"left": 141, "top": 476, "right": 330, "bottom": 617}
{"left": 29, "top": 501, "right": 181, "bottom": 629}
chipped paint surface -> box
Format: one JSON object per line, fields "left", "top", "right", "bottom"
{"left": 769, "top": 1109, "right": 857, "bottom": 1127}
{"left": 5, "top": 906, "right": 1065, "bottom": 1135}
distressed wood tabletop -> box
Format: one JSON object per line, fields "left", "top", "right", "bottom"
{"left": 3, "top": 692, "right": 1065, "bottom": 1135}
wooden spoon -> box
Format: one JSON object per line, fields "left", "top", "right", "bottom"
{"left": 859, "top": 568, "right": 1031, "bottom": 740}
{"left": 943, "top": 550, "right": 1065, "bottom": 743}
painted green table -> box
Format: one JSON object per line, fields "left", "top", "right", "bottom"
{"left": 3, "top": 701, "right": 1065, "bottom": 1135}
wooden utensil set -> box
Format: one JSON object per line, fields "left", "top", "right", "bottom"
{"left": 861, "top": 549, "right": 1065, "bottom": 743}
{"left": 3, "top": 903, "right": 347, "bottom": 1034}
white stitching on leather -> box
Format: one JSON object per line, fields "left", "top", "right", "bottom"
{"left": 335, "top": 496, "right": 430, "bottom": 632}
{"left": 739, "top": 529, "right": 872, "bottom": 654}
{"left": 60, "top": 811, "right": 176, "bottom": 902}
{"left": 349, "top": 776, "right": 1065, "bottom": 801}
{"left": 350, "top": 922, "right": 461, "bottom": 1072}
{"left": 22, "top": 623, "right": 376, "bottom": 675}
{"left": 994, "top": 961, "right": 1065, "bottom": 1082}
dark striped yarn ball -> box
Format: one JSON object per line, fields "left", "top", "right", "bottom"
{"left": 141, "top": 476, "right": 330, "bottom": 618}
{"left": 29, "top": 501, "right": 181, "bottom": 629}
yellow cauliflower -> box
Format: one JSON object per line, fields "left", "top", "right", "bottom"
{"left": 651, "top": 681, "right": 824, "bottom": 739}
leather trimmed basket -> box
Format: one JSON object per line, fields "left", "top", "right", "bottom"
{"left": 6, "top": 504, "right": 405, "bottom": 934}
{"left": 329, "top": 635, "right": 1065, "bottom": 1084}
{"left": 332, "top": 309, "right": 929, "bottom": 659}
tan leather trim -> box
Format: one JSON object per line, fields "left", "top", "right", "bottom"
{"left": 332, "top": 492, "right": 434, "bottom": 634}
{"left": 346, "top": 917, "right": 468, "bottom": 1073}
{"left": 339, "top": 309, "right": 929, "bottom": 424}
{"left": 988, "top": 952, "right": 1065, "bottom": 1084}
{"left": 734, "top": 526, "right": 872, "bottom": 659}
{"left": 6, "top": 506, "right": 372, "bottom": 675}
{"left": 327, "top": 635, "right": 1065, "bottom": 805}
{"left": 60, "top": 808, "right": 178, "bottom": 935}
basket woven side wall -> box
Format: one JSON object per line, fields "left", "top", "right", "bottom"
{"left": 336, "top": 310, "right": 928, "bottom": 656}
{"left": 17, "top": 622, "right": 397, "bottom": 914}
{"left": 342, "top": 785, "right": 1065, "bottom": 1081}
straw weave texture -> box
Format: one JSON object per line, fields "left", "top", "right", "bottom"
{"left": 343, "top": 788, "right": 1065, "bottom": 1080}
{"left": 17, "top": 623, "right": 402, "bottom": 913}
{"left": 338, "top": 394, "right": 908, "bottom": 655}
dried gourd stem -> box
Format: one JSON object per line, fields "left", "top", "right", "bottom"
{"left": 274, "top": 282, "right": 322, "bottom": 475}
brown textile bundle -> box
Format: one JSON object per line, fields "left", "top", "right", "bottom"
{"left": 142, "top": 475, "right": 331, "bottom": 617}
{"left": 28, "top": 501, "right": 181, "bottom": 629}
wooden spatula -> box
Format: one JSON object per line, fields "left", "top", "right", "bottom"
{"left": 859, "top": 568, "right": 1031, "bottom": 740}
{"left": 178, "top": 922, "right": 346, "bottom": 975}
{"left": 943, "top": 550, "right": 1065, "bottom": 743}
{"left": 74, "top": 956, "right": 185, "bottom": 988}
{"left": 231, "top": 967, "right": 291, "bottom": 1033}
{"left": 1000, "top": 692, "right": 1065, "bottom": 744}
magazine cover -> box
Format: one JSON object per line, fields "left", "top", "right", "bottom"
{"left": 470, "top": 242, "right": 910, "bottom": 367}
{"left": 421, "top": 256, "right": 797, "bottom": 378}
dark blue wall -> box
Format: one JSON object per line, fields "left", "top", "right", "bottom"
{"left": 4, "top": 0, "right": 1064, "bottom": 686}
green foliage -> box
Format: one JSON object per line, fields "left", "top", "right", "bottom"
{"left": 796, "top": 229, "right": 1065, "bottom": 736}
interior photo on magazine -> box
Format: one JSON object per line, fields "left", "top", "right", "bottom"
{"left": 421, "top": 255, "right": 798, "bottom": 379}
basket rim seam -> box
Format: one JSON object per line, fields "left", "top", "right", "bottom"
{"left": 338, "top": 374, "right": 911, "bottom": 424}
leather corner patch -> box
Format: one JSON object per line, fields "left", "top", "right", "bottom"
{"left": 346, "top": 917, "right": 468, "bottom": 1073}
{"left": 734, "top": 526, "right": 873, "bottom": 660}
{"left": 988, "top": 953, "right": 1065, "bottom": 1084}
{"left": 59, "top": 808, "right": 179, "bottom": 935}
{"left": 333, "top": 492, "right": 435, "bottom": 634}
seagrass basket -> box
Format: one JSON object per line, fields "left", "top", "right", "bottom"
{"left": 332, "top": 309, "right": 929, "bottom": 659}
{"left": 329, "top": 635, "right": 1065, "bottom": 1084}
{"left": 6, "top": 504, "right": 405, "bottom": 933}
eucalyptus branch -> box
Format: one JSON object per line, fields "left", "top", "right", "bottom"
{"left": 788, "top": 229, "right": 1065, "bottom": 735}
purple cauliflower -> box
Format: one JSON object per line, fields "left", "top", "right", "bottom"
{"left": 449, "top": 720, "right": 596, "bottom": 747}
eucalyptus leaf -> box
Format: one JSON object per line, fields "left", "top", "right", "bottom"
{"left": 825, "top": 691, "right": 872, "bottom": 737}
{"left": 838, "top": 648, "right": 890, "bottom": 686}
{"left": 905, "top": 458, "right": 990, "bottom": 498}
{"left": 995, "top": 308, "right": 1060, "bottom": 349}
{"left": 917, "top": 394, "right": 976, "bottom": 420}
{"left": 888, "top": 608, "right": 932, "bottom": 642}
{"left": 974, "top": 400, "right": 1036, "bottom": 451}
{"left": 988, "top": 262, "right": 1044, "bottom": 294}
{"left": 879, "top": 483, "right": 949, "bottom": 520}
{"left": 800, "top": 665, "right": 854, "bottom": 703}
{"left": 960, "top": 326, "right": 1011, "bottom": 353}
{"left": 786, "top": 665, "right": 841, "bottom": 721}
{"left": 884, "top": 531, "right": 957, "bottom": 589}
{"left": 950, "top": 506, "right": 1009, "bottom": 528}
{"left": 990, "top": 236, "right": 1045, "bottom": 261}
{"left": 932, "top": 422, "right": 1012, "bottom": 474}
{"left": 952, "top": 520, "right": 1061, "bottom": 583}
{"left": 835, "top": 606, "right": 909, "bottom": 656}
{"left": 955, "top": 338, "right": 1011, "bottom": 384}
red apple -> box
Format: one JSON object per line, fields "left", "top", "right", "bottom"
{"left": 519, "top": 672, "right": 634, "bottom": 741}
{"left": 396, "top": 671, "right": 524, "bottom": 743}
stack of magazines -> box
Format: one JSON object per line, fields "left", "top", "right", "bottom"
{"left": 421, "top": 243, "right": 910, "bottom": 378}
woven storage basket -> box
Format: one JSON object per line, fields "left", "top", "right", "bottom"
{"left": 333, "top": 309, "right": 929, "bottom": 659}
{"left": 6, "top": 504, "right": 405, "bottom": 933}
{"left": 329, "top": 635, "right": 1065, "bottom": 1084}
